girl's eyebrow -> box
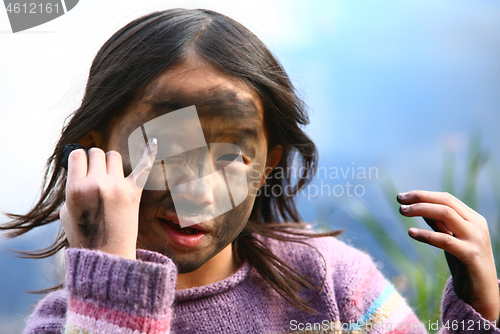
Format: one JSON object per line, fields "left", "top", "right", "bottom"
{"left": 144, "top": 90, "right": 261, "bottom": 121}
{"left": 147, "top": 100, "right": 183, "bottom": 111}
{"left": 211, "top": 126, "right": 260, "bottom": 143}
{"left": 197, "top": 102, "right": 259, "bottom": 120}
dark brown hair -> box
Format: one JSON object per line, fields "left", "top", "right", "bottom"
{"left": 1, "top": 8, "right": 340, "bottom": 313}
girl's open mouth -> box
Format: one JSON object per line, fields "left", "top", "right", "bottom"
{"left": 159, "top": 218, "right": 206, "bottom": 248}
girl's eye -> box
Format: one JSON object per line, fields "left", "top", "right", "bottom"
{"left": 217, "top": 153, "right": 241, "bottom": 162}
{"left": 165, "top": 155, "right": 184, "bottom": 164}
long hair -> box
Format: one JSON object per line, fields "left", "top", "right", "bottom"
{"left": 1, "top": 8, "right": 341, "bottom": 313}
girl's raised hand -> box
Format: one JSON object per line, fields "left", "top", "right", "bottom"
{"left": 398, "top": 190, "right": 499, "bottom": 323}
{"left": 60, "top": 138, "right": 157, "bottom": 260}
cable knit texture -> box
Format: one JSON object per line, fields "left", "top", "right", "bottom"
{"left": 23, "top": 236, "right": 500, "bottom": 334}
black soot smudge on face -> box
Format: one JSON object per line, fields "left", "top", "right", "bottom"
{"left": 78, "top": 193, "right": 108, "bottom": 248}
{"left": 114, "top": 87, "right": 269, "bottom": 273}
{"left": 146, "top": 89, "right": 262, "bottom": 162}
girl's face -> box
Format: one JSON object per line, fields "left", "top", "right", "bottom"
{"left": 103, "top": 59, "right": 275, "bottom": 273}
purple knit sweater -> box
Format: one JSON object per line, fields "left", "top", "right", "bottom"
{"left": 23, "top": 236, "right": 499, "bottom": 334}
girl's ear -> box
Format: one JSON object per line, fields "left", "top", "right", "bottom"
{"left": 76, "top": 130, "right": 103, "bottom": 150}
{"left": 259, "top": 145, "right": 283, "bottom": 188}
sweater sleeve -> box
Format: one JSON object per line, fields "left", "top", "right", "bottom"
{"left": 326, "top": 238, "right": 427, "bottom": 333}
{"left": 23, "top": 248, "right": 178, "bottom": 334}
{"left": 439, "top": 277, "right": 500, "bottom": 334}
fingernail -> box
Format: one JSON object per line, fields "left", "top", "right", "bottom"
{"left": 409, "top": 229, "right": 427, "bottom": 243}
{"left": 408, "top": 227, "right": 429, "bottom": 244}
{"left": 147, "top": 137, "right": 158, "bottom": 151}
{"left": 400, "top": 205, "right": 410, "bottom": 212}
{"left": 398, "top": 192, "right": 407, "bottom": 200}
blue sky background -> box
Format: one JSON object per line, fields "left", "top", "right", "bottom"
{"left": 1, "top": 0, "right": 500, "bottom": 332}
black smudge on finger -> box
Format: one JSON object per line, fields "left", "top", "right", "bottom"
{"left": 78, "top": 193, "right": 108, "bottom": 248}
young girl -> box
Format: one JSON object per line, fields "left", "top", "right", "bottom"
{"left": 3, "top": 8, "right": 499, "bottom": 334}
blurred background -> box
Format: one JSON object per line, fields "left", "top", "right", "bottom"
{"left": 1, "top": 0, "right": 500, "bottom": 332}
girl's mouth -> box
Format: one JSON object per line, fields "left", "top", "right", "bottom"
{"left": 158, "top": 218, "right": 207, "bottom": 248}
{"left": 161, "top": 218, "right": 204, "bottom": 234}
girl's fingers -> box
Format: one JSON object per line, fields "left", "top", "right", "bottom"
{"left": 67, "top": 149, "right": 88, "bottom": 182}
{"left": 397, "top": 190, "right": 477, "bottom": 221}
{"left": 127, "top": 138, "right": 158, "bottom": 189}
{"left": 408, "top": 228, "right": 467, "bottom": 259}
{"left": 87, "top": 147, "right": 107, "bottom": 177}
{"left": 435, "top": 220, "right": 454, "bottom": 235}
{"left": 400, "top": 202, "right": 468, "bottom": 238}
{"left": 106, "top": 151, "right": 125, "bottom": 178}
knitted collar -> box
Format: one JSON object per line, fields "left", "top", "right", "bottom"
{"left": 174, "top": 260, "right": 251, "bottom": 301}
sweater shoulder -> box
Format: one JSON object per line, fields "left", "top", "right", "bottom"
{"left": 259, "top": 233, "right": 388, "bottom": 304}
{"left": 23, "top": 289, "right": 68, "bottom": 334}
{"left": 261, "top": 232, "right": 376, "bottom": 274}
{"left": 259, "top": 233, "right": 418, "bottom": 326}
